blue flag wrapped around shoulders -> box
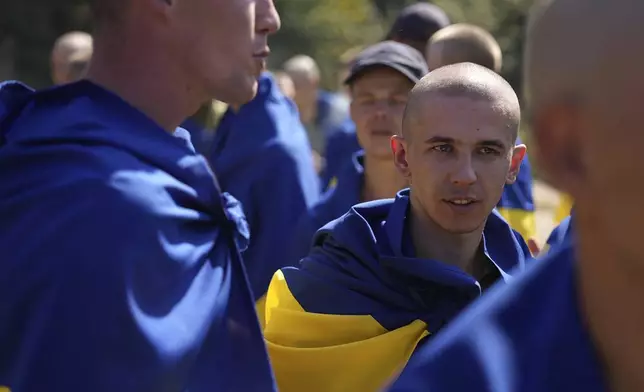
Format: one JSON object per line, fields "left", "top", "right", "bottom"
{"left": 0, "top": 81, "right": 275, "bottom": 392}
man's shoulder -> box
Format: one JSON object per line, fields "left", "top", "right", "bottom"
{"left": 390, "top": 243, "right": 596, "bottom": 391}
{"left": 281, "top": 198, "right": 395, "bottom": 307}
{"left": 313, "top": 198, "right": 393, "bottom": 247}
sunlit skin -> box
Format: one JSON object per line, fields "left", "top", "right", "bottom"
{"left": 394, "top": 95, "right": 525, "bottom": 235}
{"left": 86, "top": 0, "right": 280, "bottom": 131}
{"left": 390, "top": 65, "right": 525, "bottom": 275}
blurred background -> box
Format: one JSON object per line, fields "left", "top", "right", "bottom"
{"left": 0, "top": 0, "right": 564, "bottom": 243}
{"left": 1, "top": 0, "right": 530, "bottom": 91}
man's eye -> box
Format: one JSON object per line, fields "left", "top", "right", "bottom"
{"left": 432, "top": 144, "right": 452, "bottom": 153}
{"left": 479, "top": 147, "right": 500, "bottom": 155}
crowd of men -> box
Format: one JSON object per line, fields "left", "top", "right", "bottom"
{"left": 1, "top": 0, "right": 640, "bottom": 391}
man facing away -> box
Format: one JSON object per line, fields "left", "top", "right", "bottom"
{"left": 0, "top": 0, "right": 280, "bottom": 391}
{"left": 426, "top": 23, "right": 537, "bottom": 244}
{"left": 389, "top": 1, "right": 644, "bottom": 391}
{"left": 264, "top": 63, "right": 532, "bottom": 392}
{"left": 289, "top": 41, "right": 421, "bottom": 267}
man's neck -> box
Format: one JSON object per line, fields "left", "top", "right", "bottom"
{"left": 361, "top": 156, "right": 407, "bottom": 202}
{"left": 576, "top": 209, "right": 644, "bottom": 392}
{"left": 409, "top": 195, "right": 485, "bottom": 274}
{"left": 86, "top": 34, "right": 204, "bottom": 133}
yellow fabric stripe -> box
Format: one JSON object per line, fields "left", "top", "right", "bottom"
{"left": 264, "top": 270, "right": 429, "bottom": 392}
{"left": 256, "top": 294, "right": 267, "bottom": 330}
{"left": 496, "top": 207, "right": 536, "bottom": 241}
{"left": 555, "top": 194, "right": 573, "bottom": 224}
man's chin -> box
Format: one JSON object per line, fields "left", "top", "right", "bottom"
{"left": 439, "top": 219, "right": 487, "bottom": 235}
{"left": 225, "top": 80, "right": 257, "bottom": 107}
{"left": 248, "top": 80, "right": 259, "bottom": 100}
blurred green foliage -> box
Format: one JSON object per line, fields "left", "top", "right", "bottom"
{"left": 2, "top": 0, "right": 532, "bottom": 94}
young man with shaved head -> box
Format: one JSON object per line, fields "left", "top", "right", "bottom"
{"left": 263, "top": 63, "right": 532, "bottom": 392}
{"left": 389, "top": 0, "right": 644, "bottom": 391}
{"left": 0, "top": 0, "right": 280, "bottom": 391}
{"left": 426, "top": 23, "right": 538, "bottom": 246}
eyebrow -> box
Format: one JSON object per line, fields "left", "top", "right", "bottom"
{"left": 424, "top": 136, "right": 508, "bottom": 149}
{"left": 478, "top": 139, "right": 507, "bottom": 149}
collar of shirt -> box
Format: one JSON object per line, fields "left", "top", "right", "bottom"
{"left": 375, "top": 189, "right": 529, "bottom": 330}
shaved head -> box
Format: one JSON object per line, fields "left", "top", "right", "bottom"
{"left": 282, "top": 55, "right": 320, "bottom": 85}
{"left": 392, "top": 63, "right": 525, "bottom": 236}
{"left": 525, "top": 0, "right": 644, "bottom": 112}
{"left": 524, "top": 0, "right": 587, "bottom": 112}
{"left": 426, "top": 24, "right": 502, "bottom": 73}
{"left": 403, "top": 62, "right": 520, "bottom": 142}
{"left": 525, "top": 0, "right": 644, "bottom": 263}
{"left": 51, "top": 31, "right": 93, "bottom": 85}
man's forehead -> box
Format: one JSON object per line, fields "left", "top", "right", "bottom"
{"left": 408, "top": 94, "right": 516, "bottom": 143}
{"left": 412, "top": 91, "right": 513, "bottom": 114}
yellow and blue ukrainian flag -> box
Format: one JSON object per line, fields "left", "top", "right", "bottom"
{"left": 264, "top": 189, "right": 532, "bottom": 392}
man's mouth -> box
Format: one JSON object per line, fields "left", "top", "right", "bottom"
{"left": 444, "top": 198, "right": 478, "bottom": 207}
{"left": 371, "top": 129, "right": 391, "bottom": 137}
{"left": 253, "top": 48, "right": 270, "bottom": 59}
{"left": 253, "top": 49, "right": 270, "bottom": 72}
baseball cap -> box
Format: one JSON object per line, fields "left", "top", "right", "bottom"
{"left": 344, "top": 41, "right": 429, "bottom": 85}
{"left": 386, "top": 3, "right": 450, "bottom": 44}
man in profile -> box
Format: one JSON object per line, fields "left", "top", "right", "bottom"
{"left": 389, "top": 0, "right": 644, "bottom": 390}
{"left": 0, "top": 0, "right": 280, "bottom": 391}
{"left": 50, "top": 31, "right": 93, "bottom": 85}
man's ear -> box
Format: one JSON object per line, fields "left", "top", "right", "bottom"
{"left": 391, "top": 135, "right": 411, "bottom": 179}
{"left": 506, "top": 144, "right": 527, "bottom": 185}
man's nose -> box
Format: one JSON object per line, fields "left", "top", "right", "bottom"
{"left": 451, "top": 155, "right": 477, "bottom": 186}
{"left": 373, "top": 99, "right": 390, "bottom": 119}
{"left": 257, "top": 0, "right": 281, "bottom": 35}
